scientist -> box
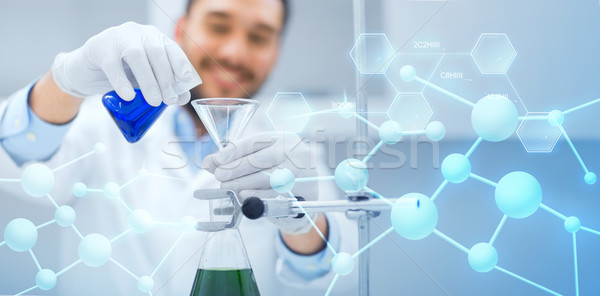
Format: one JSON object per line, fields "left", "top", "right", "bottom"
{"left": 0, "top": 0, "right": 357, "bottom": 295}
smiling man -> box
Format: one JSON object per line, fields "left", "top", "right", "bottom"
{"left": 178, "top": 0, "right": 283, "bottom": 99}
{"left": 0, "top": 0, "right": 355, "bottom": 295}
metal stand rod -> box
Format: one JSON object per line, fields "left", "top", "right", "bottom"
{"left": 358, "top": 213, "right": 370, "bottom": 296}
{"left": 352, "top": 0, "right": 369, "bottom": 295}
{"left": 242, "top": 197, "right": 415, "bottom": 218}
{"left": 289, "top": 198, "right": 411, "bottom": 214}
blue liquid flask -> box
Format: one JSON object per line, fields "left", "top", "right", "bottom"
{"left": 102, "top": 89, "right": 167, "bottom": 143}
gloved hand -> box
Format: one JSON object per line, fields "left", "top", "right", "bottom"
{"left": 51, "top": 21, "right": 201, "bottom": 106}
{"left": 204, "top": 132, "right": 320, "bottom": 235}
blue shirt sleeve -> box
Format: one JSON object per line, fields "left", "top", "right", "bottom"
{"left": 274, "top": 214, "right": 340, "bottom": 281}
{"left": 0, "top": 81, "right": 74, "bottom": 165}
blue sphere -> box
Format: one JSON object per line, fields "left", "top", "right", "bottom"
{"left": 103, "top": 182, "right": 120, "bottom": 199}
{"left": 138, "top": 276, "right": 154, "bottom": 293}
{"left": 334, "top": 159, "right": 369, "bottom": 192}
{"left": 564, "top": 216, "right": 581, "bottom": 233}
{"left": 331, "top": 252, "right": 354, "bottom": 276}
{"left": 584, "top": 172, "right": 597, "bottom": 185}
{"left": 79, "top": 234, "right": 112, "bottom": 267}
{"left": 55, "top": 206, "right": 76, "bottom": 227}
{"left": 270, "top": 168, "right": 296, "bottom": 193}
{"left": 4, "top": 218, "right": 38, "bottom": 252}
{"left": 441, "top": 154, "right": 471, "bottom": 183}
{"left": 425, "top": 121, "right": 446, "bottom": 142}
{"left": 495, "top": 171, "right": 542, "bottom": 219}
{"left": 129, "top": 210, "right": 152, "bottom": 234}
{"left": 379, "top": 121, "right": 403, "bottom": 144}
{"left": 471, "top": 94, "right": 519, "bottom": 142}
{"left": 36, "top": 269, "right": 57, "bottom": 290}
{"left": 391, "top": 193, "right": 437, "bottom": 240}
{"left": 72, "top": 182, "right": 87, "bottom": 197}
{"left": 21, "top": 163, "right": 55, "bottom": 198}
{"left": 468, "top": 243, "right": 498, "bottom": 273}
{"left": 399, "top": 65, "right": 417, "bottom": 82}
{"left": 548, "top": 110, "right": 564, "bottom": 126}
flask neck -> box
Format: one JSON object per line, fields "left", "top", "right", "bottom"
{"left": 198, "top": 228, "right": 252, "bottom": 270}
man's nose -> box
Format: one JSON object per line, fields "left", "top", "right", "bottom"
{"left": 217, "top": 31, "right": 249, "bottom": 69}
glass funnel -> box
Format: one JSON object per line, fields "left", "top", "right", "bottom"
{"left": 191, "top": 98, "right": 260, "bottom": 150}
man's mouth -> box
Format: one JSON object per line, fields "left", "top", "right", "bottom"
{"left": 211, "top": 67, "right": 244, "bottom": 89}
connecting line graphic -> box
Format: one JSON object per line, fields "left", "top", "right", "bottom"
{"left": 536, "top": 202, "right": 600, "bottom": 296}
{"left": 404, "top": 63, "right": 597, "bottom": 185}
{"left": 352, "top": 227, "right": 395, "bottom": 259}
{"left": 0, "top": 144, "right": 106, "bottom": 295}
{"left": 489, "top": 215, "right": 508, "bottom": 246}
{"left": 288, "top": 60, "right": 599, "bottom": 295}
{"left": 354, "top": 113, "right": 380, "bottom": 131}
{"left": 364, "top": 187, "right": 396, "bottom": 207}
{"left": 0, "top": 143, "right": 200, "bottom": 296}
{"left": 0, "top": 178, "right": 20, "bottom": 183}
{"left": 563, "top": 97, "right": 600, "bottom": 115}
{"left": 431, "top": 136, "right": 483, "bottom": 203}
{"left": 520, "top": 98, "right": 599, "bottom": 183}
{"left": 465, "top": 137, "right": 483, "bottom": 158}
{"left": 517, "top": 106, "right": 597, "bottom": 183}
{"left": 278, "top": 146, "right": 413, "bottom": 296}
{"left": 430, "top": 180, "right": 447, "bottom": 202}
{"left": 556, "top": 124, "right": 594, "bottom": 183}
{"left": 271, "top": 100, "right": 449, "bottom": 295}
{"left": 413, "top": 76, "right": 476, "bottom": 108}
{"left": 285, "top": 191, "right": 337, "bottom": 255}
{"left": 295, "top": 176, "right": 335, "bottom": 183}
{"left": 470, "top": 173, "right": 498, "bottom": 187}
{"left": 362, "top": 140, "right": 383, "bottom": 163}
{"left": 432, "top": 229, "right": 563, "bottom": 296}
{"left": 0, "top": 68, "right": 597, "bottom": 295}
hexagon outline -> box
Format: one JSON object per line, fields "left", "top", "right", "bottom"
{"left": 385, "top": 92, "right": 433, "bottom": 132}
{"left": 350, "top": 33, "right": 396, "bottom": 75}
{"left": 266, "top": 91, "right": 312, "bottom": 133}
{"left": 470, "top": 33, "right": 517, "bottom": 75}
{"left": 516, "top": 112, "right": 563, "bottom": 153}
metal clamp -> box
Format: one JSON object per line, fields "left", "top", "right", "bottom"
{"left": 193, "top": 189, "right": 242, "bottom": 232}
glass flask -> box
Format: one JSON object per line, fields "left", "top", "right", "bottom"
{"left": 190, "top": 228, "right": 260, "bottom": 296}
{"left": 191, "top": 190, "right": 260, "bottom": 296}
{"left": 102, "top": 89, "right": 167, "bottom": 143}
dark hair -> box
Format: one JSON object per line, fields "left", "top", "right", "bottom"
{"left": 185, "top": 0, "right": 289, "bottom": 31}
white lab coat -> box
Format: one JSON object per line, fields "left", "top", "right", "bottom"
{"left": 0, "top": 92, "right": 359, "bottom": 296}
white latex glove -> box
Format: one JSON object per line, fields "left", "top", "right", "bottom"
{"left": 204, "top": 132, "right": 320, "bottom": 234}
{"left": 51, "top": 21, "right": 202, "bottom": 106}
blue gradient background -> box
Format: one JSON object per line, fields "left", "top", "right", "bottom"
{"left": 361, "top": 1, "right": 600, "bottom": 295}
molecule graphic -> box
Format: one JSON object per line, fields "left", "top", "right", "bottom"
{"left": 266, "top": 32, "right": 600, "bottom": 296}
{"left": 0, "top": 143, "right": 198, "bottom": 295}
{"left": 1, "top": 31, "right": 599, "bottom": 296}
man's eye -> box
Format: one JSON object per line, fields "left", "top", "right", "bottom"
{"left": 249, "top": 33, "right": 269, "bottom": 45}
{"left": 209, "top": 24, "right": 230, "bottom": 34}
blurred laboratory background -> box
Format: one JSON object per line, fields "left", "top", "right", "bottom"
{"left": 1, "top": 0, "right": 600, "bottom": 295}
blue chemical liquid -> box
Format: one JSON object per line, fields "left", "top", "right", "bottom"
{"left": 102, "top": 89, "right": 167, "bottom": 143}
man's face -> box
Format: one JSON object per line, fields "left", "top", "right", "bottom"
{"left": 175, "top": 0, "right": 284, "bottom": 98}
